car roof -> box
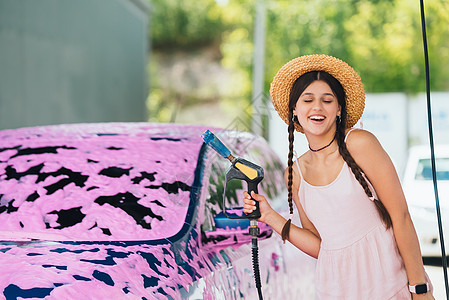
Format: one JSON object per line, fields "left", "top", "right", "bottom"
{"left": 0, "top": 123, "right": 214, "bottom": 242}
{"left": 408, "top": 144, "right": 449, "bottom": 159}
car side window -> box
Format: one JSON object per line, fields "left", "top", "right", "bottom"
{"left": 201, "top": 152, "right": 243, "bottom": 232}
{"left": 415, "top": 158, "right": 449, "bottom": 180}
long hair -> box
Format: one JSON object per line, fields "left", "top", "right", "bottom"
{"left": 281, "top": 71, "right": 392, "bottom": 243}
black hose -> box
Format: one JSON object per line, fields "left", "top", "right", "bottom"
{"left": 252, "top": 237, "right": 263, "bottom": 300}
{"left": 419, "top": 0, "right": 449, "bottom": 298}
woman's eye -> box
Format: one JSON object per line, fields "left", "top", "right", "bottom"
{"left": 303, "top": 99, "right": 313, "bottom": 102}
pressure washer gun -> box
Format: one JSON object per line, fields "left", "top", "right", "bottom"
{"left": 201, "top": 130, "right": 264, "bottom": 300}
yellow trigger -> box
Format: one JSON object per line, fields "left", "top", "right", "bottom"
{"left": 235, "top": 162, "right": 257, "bottom": 180}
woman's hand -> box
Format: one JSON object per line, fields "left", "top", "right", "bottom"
{"left": 242, "top": 191, "right": 274, "bottom": 223}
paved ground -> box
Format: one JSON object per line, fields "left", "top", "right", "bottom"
{"left": 424, "top": 258, "right": 449, "bottom": 300}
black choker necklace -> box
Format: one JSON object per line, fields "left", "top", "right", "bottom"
{"left": 309, "top": 135, "right": 336, "bottom": 152}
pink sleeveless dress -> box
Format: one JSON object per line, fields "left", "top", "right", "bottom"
{"left": 296, "top": 159, "right": 411, "bottom": 299}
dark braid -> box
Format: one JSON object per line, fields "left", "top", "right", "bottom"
{"left": 281, "top": 71, "right": 321, "bottom": 242}
{"left": 281, "top": 109, "right": 296, "bottom": 242}
{"left": 336, "top": 123, "right": 392, "bottom": 228}
{"left": 331, "top": 77, "right": 393, "bottom": 228}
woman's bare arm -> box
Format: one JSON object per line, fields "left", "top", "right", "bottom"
{"left": 346, "top": 129, "right": 433, "bottom": 299}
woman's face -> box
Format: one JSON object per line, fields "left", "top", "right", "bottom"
{"left": 294, "top": 80, "right": 341, "bottom": 135}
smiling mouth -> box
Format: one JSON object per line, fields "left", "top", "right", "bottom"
{"left": 309, "top": 116, "right": 325, "bottom": 121}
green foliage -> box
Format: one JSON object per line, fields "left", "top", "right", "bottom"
{"left": 425, "top": 0, "right": 449, "bottom": 91}
{"left": 349, "top": 0, "right": 449, "bottom": 92}
{"left": 264, "top": 1, "right": 356, "bottom": 91}
{"left": 262, "top": 0, "right": 448, "bottom": 93}
{"left": 147, "top": 0, "right": 449, "bottom": 124}
{"left": 150, "top": 0, "right": 225, "bottom": 49}
{"left": 215, "top": 0, "right": 256, "bottom": 128}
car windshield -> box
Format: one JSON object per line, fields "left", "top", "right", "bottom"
{"left": 415, "top": 158, "right": 449, "bottom": 180}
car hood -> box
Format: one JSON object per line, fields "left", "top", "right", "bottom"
{"left": 0, "top": 123, "right": 208, "bottom": 242}
{"left": 404, "top": 180, "right": 449, "bottom": 209}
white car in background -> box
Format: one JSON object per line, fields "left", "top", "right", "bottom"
{"left": 403, "top": 145, "right": 449, "bottom": 257}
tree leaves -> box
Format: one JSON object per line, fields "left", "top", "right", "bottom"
{"left": 147, "top": 0, "right": 449, "bottom": 124}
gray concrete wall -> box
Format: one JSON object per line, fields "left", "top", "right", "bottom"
{"left": 0, "top": 0, "right": 149, "bottom": 130}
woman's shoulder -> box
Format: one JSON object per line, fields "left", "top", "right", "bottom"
{"left": 345, "top": 128, "right": 379, "bottom": 147}
{"left": 344, "top": 128, "right": 384, "bottom": 160}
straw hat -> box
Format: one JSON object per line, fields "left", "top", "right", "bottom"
{"left": 270, "top": 54, "right": 365, "bottom": 133}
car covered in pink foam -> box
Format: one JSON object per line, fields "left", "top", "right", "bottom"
{"left": 0, "top": 123, "right": 315, "bottom": 299}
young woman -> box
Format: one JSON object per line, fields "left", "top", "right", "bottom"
{"left": 243, "top": 54, "right": 434, "bottom": 299}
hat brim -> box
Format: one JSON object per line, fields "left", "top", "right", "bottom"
{"left": 269, "top": 54, "right": 365, "bottom": 133}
